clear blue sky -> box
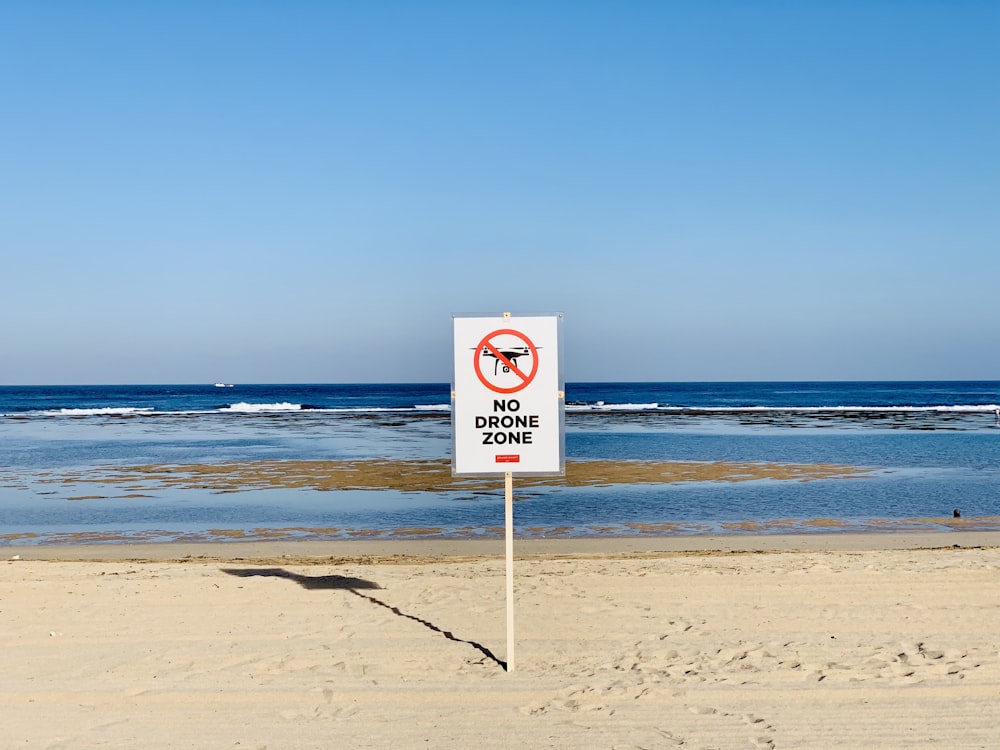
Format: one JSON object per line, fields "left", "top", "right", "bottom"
{"left": 2, "top": 1, "right": 997, "bottom": 384}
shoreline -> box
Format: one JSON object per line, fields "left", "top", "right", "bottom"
{"left": 7, "top": 529, "right": 1000, "bottom": 563}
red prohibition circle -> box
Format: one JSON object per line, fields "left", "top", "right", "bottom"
{"left": 473, "top": 328, "right": 539, "bottom": 394}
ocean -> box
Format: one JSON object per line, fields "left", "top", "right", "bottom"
{"left": 2, "top": 382, "right": 999, "bottom": 546}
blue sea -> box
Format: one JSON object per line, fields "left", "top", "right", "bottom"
{"left": 2, "top": 382, "right": 999, "bottom": 546}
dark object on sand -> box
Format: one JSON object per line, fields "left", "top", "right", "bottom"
{"left": 953, "top": 508, "right": 962, "bottom": 518}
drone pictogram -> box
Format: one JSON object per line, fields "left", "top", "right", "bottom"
{"left": 473, "top": 329, "right": 540, "bottom": 394}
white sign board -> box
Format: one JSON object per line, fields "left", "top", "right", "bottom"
{"left": 452, "top": 313, "right": 564, "bottom": 476}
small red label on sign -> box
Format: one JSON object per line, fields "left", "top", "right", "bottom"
{"left": 495, "top": 454, "right": 521, "bottom": 463}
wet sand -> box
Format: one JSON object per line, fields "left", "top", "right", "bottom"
{"left": 7, "top": 530, "right": 1000, "bottom": 563}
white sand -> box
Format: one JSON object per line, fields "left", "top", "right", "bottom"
{"left": 3, "top": 536, "right": 1000, "bottom": 748}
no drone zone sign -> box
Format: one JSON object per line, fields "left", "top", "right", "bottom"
{"left": 452, "top": 313, "right": 564, "bottom": 476}
{"left": 452, "top": 312, "right": 564, "bottom": 672}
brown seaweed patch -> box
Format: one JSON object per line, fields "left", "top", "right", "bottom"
{"left": 760, "top": 518, "right": 799, "bottom": 529}
{"left": 0, "top": 532, "right": 39, "bottom": 542}
{"left": 70, "top": 459, "right": 472, "bottom": 493}
{"left": 389, "top": 527, "right": 445, "bottom": 536}
{"left": 244, "top": 528, "right": 296, "bottom": 539}
{"left": 561, "top": 459, "right": 871, "bottom": 486}
{"left": 722, "top": 520, "right": 761, "bottom": 531}
{"left": 524, "top": 526, "right": 574, "bottom": 536}
{"left": 802, "top": 517, "right": 846, "bottom": 528}
{"left": 25, "top": 457, "right": 875, "bottom": 494}
{"left": 274, "top": 526, "right": 341, "bottom": 535}
{"left": 623, "top": 521, "right": 686, "bottom": 533}
{"left": 35, "top": 530, "right": 171, "bottom": 544}
{"left": 207, "top": 528, "right": 249, "bottom": 539}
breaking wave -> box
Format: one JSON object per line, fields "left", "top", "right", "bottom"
{"left": 219, "top": 402, "right": 307, "bottom": 413}
{"left": 43, "top": 407, "right": 157, "bottom": 416}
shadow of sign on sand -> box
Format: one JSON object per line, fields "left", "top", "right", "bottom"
{"left": 221, "top": 568, "right": 506, "bottom": 670}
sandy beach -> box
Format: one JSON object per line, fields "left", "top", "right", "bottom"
{"left": 3, "top": 533, "right": 1000, "bottom": 749}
